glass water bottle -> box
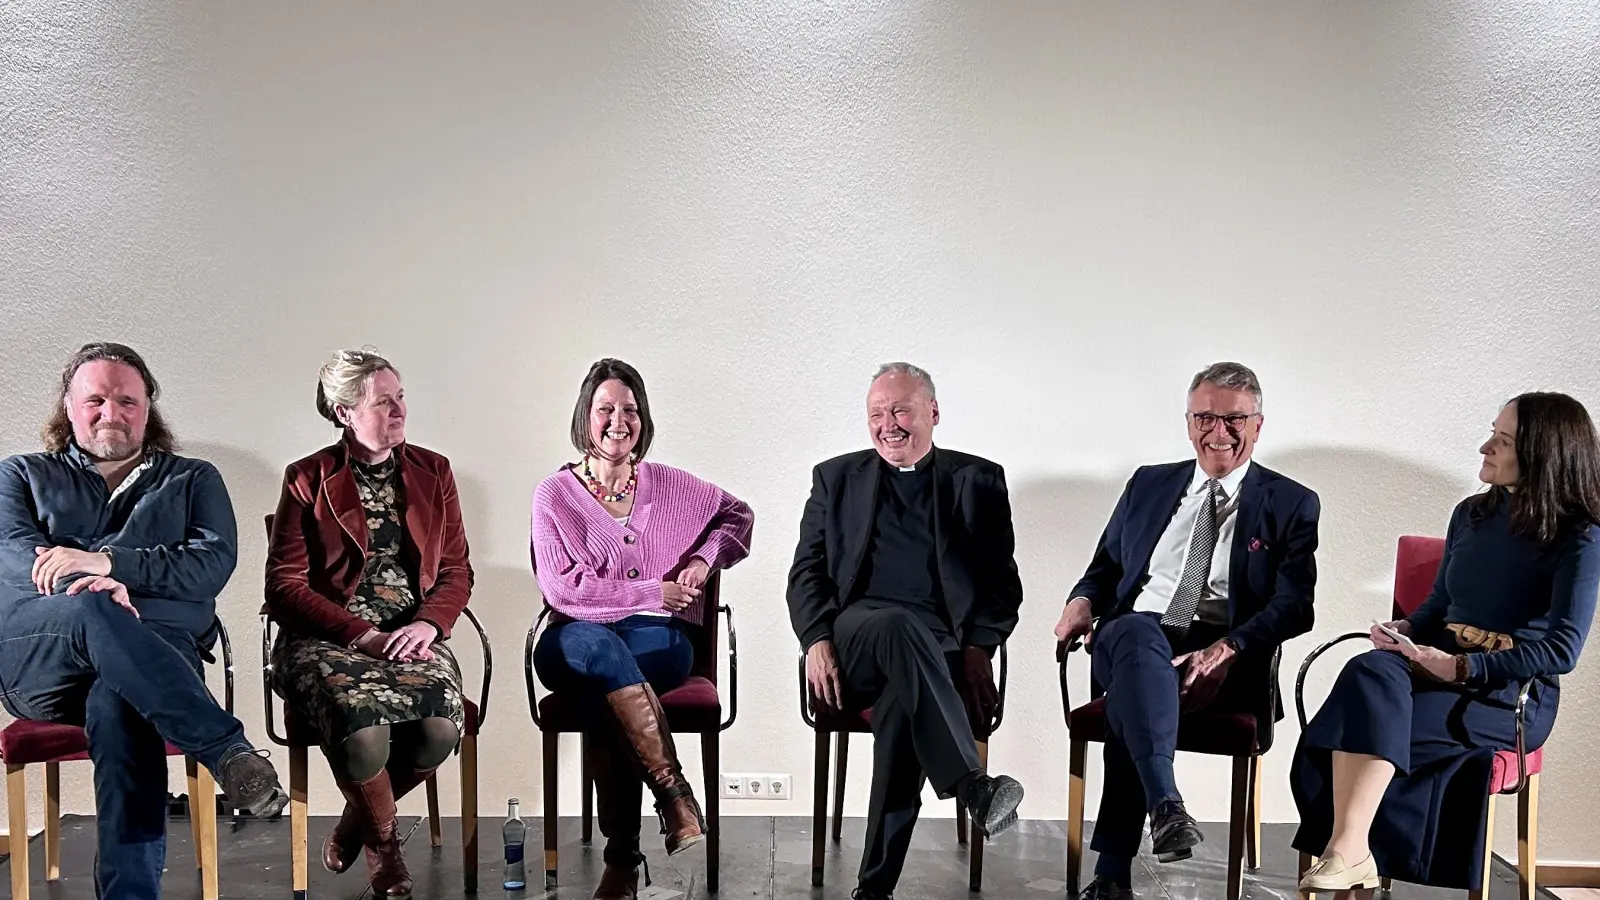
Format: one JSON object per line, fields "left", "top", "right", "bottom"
{"left": 502, "top": 797, "right": 527, "bottom": 890}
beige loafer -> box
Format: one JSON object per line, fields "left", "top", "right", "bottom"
{"left": 1299, "top": 852, "right": 1380, "bottom": 892}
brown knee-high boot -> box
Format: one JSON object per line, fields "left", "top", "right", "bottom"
{"left": 604, "top": 683, "right": 705, "bottom": 856}
{"left": 330, "top": 769, "right": 413, "bottom": 897}
{"left": 323, "top": 765, "right": 439, "bottom": 876}
{"left": 590, "top": 733, "right": 649, "bottom": 900}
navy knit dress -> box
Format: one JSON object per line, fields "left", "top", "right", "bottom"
{"left": 1291, "top": 494, "right": 1600, "bottom": 888}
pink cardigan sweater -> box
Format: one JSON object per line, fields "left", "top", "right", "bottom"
{"left": 530, "top": 461, "right": 754, "bottom": 625}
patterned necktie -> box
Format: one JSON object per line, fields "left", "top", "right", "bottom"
{"left": 1161, "top": 478, "right": 1222, "bottom": 635}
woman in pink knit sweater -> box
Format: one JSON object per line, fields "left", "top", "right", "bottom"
{"left": 531, "top": 358, "right": 753, "bottom": 900}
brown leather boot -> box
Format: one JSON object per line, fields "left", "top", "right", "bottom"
{"left": 324, "top": 764, "right": 437, "bottom": 874}
{"left": 333, "top": 769, "right": 412, "bottom": 897}
{"left": 590, "top": 733, "right": 648, "bottom": 899}
{"left": 604, "top": 683, "right": 706, "bottom": 856}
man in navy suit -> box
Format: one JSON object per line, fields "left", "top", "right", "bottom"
{"left": 1053, "top": 361, "right": 1320, "bottom": 900}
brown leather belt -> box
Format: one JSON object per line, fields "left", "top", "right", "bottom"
{"left": 1447, "top": 622, "right": 1515, "bottom": 652}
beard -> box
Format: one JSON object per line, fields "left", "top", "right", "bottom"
{"left": 80, "top": 425, "right": 141, "bottom": 462}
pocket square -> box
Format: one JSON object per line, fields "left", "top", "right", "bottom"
{"left": 1248, "top": 538, "right": 1267, "bottom": 552}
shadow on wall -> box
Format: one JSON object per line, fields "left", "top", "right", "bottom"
{"left": 451, "top": 471, "right": 546, "bottom": 811}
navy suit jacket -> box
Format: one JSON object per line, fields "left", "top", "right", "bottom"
{"left": 1071, "top": 460, "right": 1320, "bottom": 723}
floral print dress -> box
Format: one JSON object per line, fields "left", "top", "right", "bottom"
{"left": 272, "top": 457, "right": 466, "bottom": 746}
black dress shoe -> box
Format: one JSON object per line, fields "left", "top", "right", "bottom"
{"left": 1148, "top": 798, "right": 1203, "bottom": 863}
{"left": 962, "top": 773, "right": 1024, "bottom": 837}
{"left": 1078, "top": 876, "right": 1134, "bottom": 899}
{"left": 851, "top": 887, "right": 891, "bottom": 900}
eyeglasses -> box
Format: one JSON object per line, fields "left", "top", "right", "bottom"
{"left": 1189, "top": 412, "right": 1260, "bottom": 432}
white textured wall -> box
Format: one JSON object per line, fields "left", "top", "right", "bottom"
{"left": 2, "top": 0, "right": 1598, "bottom": 866}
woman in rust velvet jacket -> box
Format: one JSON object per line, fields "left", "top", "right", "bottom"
{"left": 265, "top": 348, "right": 473, "bottom": 899}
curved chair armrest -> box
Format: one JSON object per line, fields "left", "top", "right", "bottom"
{"left": 524, "top": 605, "right": 553, "bottom": 730}
{"left": 987, "top": 641, "right": 1011, "bottom": 733}
{"left": 1509, "top": 676, "right": 1536, "bottom": 795}
{"left": 797, "top": 649, "right": 814, "bottom": 729}
{"left": 719, "top": 604, "right": 738, "bottom": 731}
{"left": 260, "top": 612, "right": 287, "bottom": 746}
{"left": 1055, "top": 626, "right": 1092, "bottom": 725}
{"left": 458, "top": 607, "right": 493, "bottom": 731}
{"left": 215, "top": 615, "right": 235, "bottom": 716}
{"left": 1293, "top": 632, "right": 1369, "bottom": 730}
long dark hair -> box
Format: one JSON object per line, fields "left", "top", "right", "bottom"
{"left": 1471, "top": 392, "right": 1600, "bottom": 544}
{"left": 42, "top": 342, "right": 178, "bottom": 454}
{"left": 568, "top": 358, "right": 655, "bottom": 461}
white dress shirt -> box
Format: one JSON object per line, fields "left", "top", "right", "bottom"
{"left": 1131, "top": 460, "right": 1252, "bottom": 625}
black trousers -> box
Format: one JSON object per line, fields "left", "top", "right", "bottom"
{"left": 834, "top": 600, "right": 982, "bottom": 894}
{"left": 1088, "top": 613, "right": 1244, "bottom": 860}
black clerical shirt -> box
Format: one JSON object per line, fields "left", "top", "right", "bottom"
{"left": 849, "top": 454, "right": 953, "bottom": 642}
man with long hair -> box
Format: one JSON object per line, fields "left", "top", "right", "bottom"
{"left": 0, "top": 342, "right": 287, "bottom": 899}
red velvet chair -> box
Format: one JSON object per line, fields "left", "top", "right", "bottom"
{"left": 2, "top": 617, "right": 233, "bottom": 900}
{"left": 1295, "top": 535, "right": 1543, "bottom": 900}
{"left": 1060, "top": 628, "right": 1279, "bottom": 900}
{"left": 797, "top": 643, "right": 1009, "bottom": 892}
{"left": 524, "top": 570, "right": 736, "bottom": 892}
{"left": 260, "top": 514, "right": 492, "bottom": 897}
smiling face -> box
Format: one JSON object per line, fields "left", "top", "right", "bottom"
{"left": 65, "top": 360, "right": 149, "bottom": 462}
{"left": 1187, "top": 382, "right": 1263, "bottom": 479}
{"left": 867, "top": 371, "right": 939, "bottom": 467}
{"left": 1479, "top": 401, "right": 1520, "bottom": 487}
{"left": 589, "top": 378, "right": 642, "bottom": 463}
{"left": 336, "top": 368, "right": 407, "bottom": 455}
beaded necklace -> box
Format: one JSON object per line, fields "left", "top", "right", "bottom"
{"left": 581, "top": 455, "right": 636, "bottom": 503}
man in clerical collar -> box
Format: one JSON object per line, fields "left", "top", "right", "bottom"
{"left": 788, "top": 362, "right": 1025, "bottom": 900}
{"left": 0, "top": 342, "right": 288, "bottom": 900}
{"left": 1054, "top": 361, "right": 1320, "bottom": 900}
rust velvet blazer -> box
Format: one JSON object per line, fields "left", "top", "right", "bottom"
{"left": 264, "top": 441, "right": 474, "bottom": 647}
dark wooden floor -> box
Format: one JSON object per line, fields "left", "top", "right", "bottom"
{"left": 1, "top": 814, "right": 1559, "bottom": 899}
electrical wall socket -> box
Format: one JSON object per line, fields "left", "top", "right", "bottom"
{"left": 720, "top": 773, "right": 792, "bottom": 800}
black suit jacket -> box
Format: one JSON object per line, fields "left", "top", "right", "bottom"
{"left": 787, "top": 447, "right": 1023, "bottom": 650}
{"left": 1071, "top": 460, "right": 1320, "bottom": 724}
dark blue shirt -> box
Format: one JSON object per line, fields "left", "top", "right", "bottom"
{"left": 1407, "top": 494, "right": 1600, "bottom": 685}
{"left": 0, "top": 445, "right": 238, "bottom": 636}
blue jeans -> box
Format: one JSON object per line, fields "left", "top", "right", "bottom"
{"left": 533, "top": 615, "right": 694, "bottom": 701}
{"left": 0, "top": 591, "right": 250, "bottom": 900}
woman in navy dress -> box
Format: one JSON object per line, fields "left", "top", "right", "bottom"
{"left": 1293, "top": 392, "right": 1600, "bottom": 896}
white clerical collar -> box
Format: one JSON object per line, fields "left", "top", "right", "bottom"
{"left": 1189, "top": 459, "right": 1251, "bottom": 500}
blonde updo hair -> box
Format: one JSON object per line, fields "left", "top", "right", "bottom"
{"left": 316, "top": 347, "right": 399, "bottom": 426}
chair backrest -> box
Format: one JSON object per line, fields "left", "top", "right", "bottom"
{"left": 1392, "top": 535, "right": 1447, "bottom": 619}
{"left": 689, "top": 572, "right": 722, "bottom": 685}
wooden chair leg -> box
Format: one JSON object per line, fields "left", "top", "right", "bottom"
{"left": 461, "top": 733, "right": 479, "bottom": 893}
{"left": 1468, "top": 794, "right": 1496, "bottom": 900}
{"left": 1518, "top": 773, "right": 1539, "bottom": 900}
{"left": 543, "top": 731, "right": 559, "bottom": 890}
{"left": 290, "top": 744, "right": 309, "bottom": 900}
{"left": 186, "top": 758, "right": 203, "bottom": 869}
{"left": 44, "top": 761, "right": 60, "bottom": 881}
{"left": 811, "top": 730, "right": 830, "bottom": 887}
{"left": 426, "top": 774, "right": 443, "bottom": 847}
{"left": 1227, "top": 756, "right": 1249, "bottom": 900}
{"left": 1299, "top": 852, "right": 1317, "bottom": 900}
{"left": 8, "top": 763, "right": 29, "bottom": 900}
{"left": 954, "top": 733, "right": 968, "bottom": 847}
{"left": 1247, "top": 754, "right": 1263, "bottom": 870}
{"left": 1066, "top": 738, "right": 1086, "bottom": 895}
{"left": 970, "top": 741, "right": 988, "bottom": 893}
{"left": 704, "top": 733, "right": 720, "bottom": 894}
{"left": 194, "top": 762, "right": 219, "bottom": 900}
{"left": 580, "top": 732, "right": 593, "bottom": 845}
{"left": 832, "top": 732, "right": 849, "bottom": 843}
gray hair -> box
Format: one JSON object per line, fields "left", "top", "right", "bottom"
{"left": 1189, "top": 361, "right": 1262, "bottom": 411}
{"left": 316, "top": 347, "right": 400, "bottom": 425}
{"left": 872, "top": 362, "right": 937, "bottom": 400}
